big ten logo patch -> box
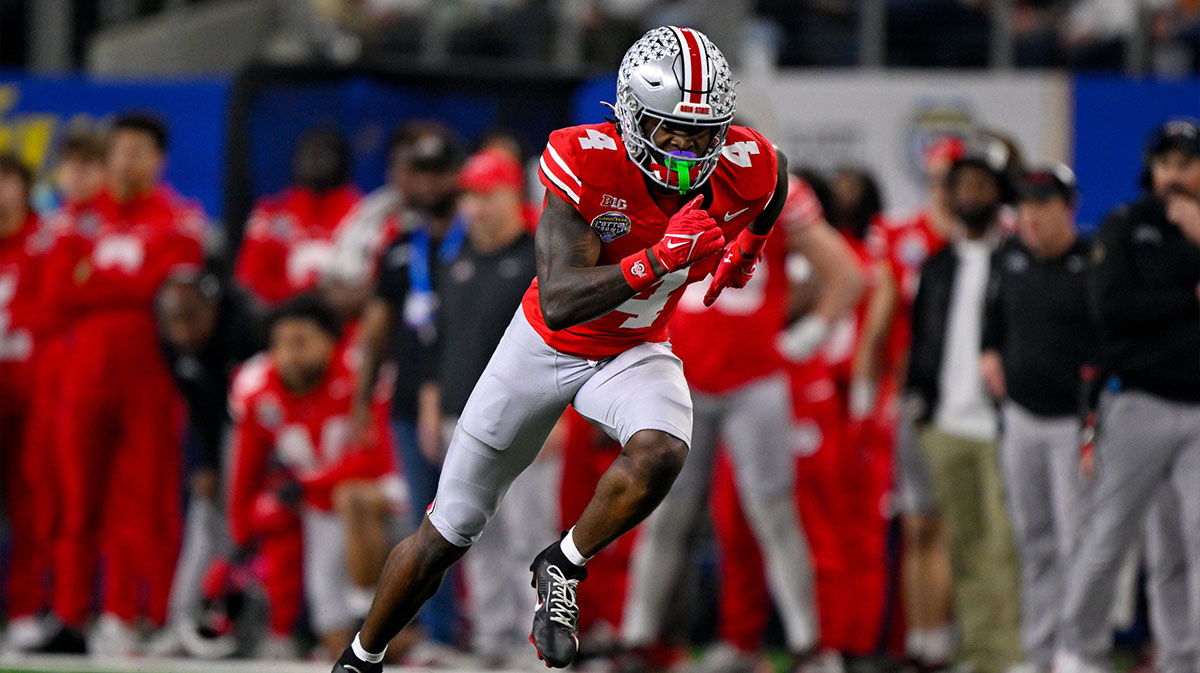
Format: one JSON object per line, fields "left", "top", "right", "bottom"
{"left": 601, "top": 194, "right": 628, "bottom": 210}
{"left": 591, "top": 211, "right": 632, "bottom": 243}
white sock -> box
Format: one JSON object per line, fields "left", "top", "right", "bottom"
{"left": 352, "top": 633, "right": 386, "bottom": 663}
{"left": 905, "top": 628, "right": 928, "bottom": 659}
{"left": 923, "top": 624, "right": 955, "bottom": 664}
{"left": 560, "top": 527, "right": 592, "bottom": 566}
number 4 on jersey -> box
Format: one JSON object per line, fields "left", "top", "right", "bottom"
{"left": 579, "top": 129, "right": 618, "bottom": 151}
{"left": 722, "top": 141, "right": 759, "bottom": 168}
{"left": 618, "top": 270, "right": 688, "bottom": 329}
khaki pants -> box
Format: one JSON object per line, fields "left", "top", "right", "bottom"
{"left": 921, "top": 426, "right": 1021, "bottom": 673}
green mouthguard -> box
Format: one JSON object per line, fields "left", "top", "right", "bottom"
{"left": 668, "top": 155, "right": 694, "bottom": 194}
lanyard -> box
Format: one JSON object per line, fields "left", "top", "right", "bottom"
{"left": 404, "top": 216, "right": 466, "bottom": 335}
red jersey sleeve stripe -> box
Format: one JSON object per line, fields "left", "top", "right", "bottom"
{"left": 539, "top": 157, "right": 581, "bottom": 204}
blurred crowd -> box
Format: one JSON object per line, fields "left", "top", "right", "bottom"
{"left": 3, "top": 0, "right": 1199, "bottom": 74}
{"left": 0, "top": 105, "right": 1199, "bottom": 673}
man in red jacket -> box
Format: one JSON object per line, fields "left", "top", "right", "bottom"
{"left": 236, "top": 129, "right": 361, "bottom": 306}
{"left": 43, "top": 113, "right": 206, "bottom": 654}
{"left": 0, "top": 153, "right": 53, "bottom": 652}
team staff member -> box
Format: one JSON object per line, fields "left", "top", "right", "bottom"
{"left": 1057, "top": 118, "right": 1200, "bottom": 673}
{"left": 979, "top": 164, "right": 1094, "bottom": 673}
{"left": 153, "top": 269, "right": 264, "bottom": 653}
{"left": 43, "top": 113, "right": 206, "bottom": 654}
{"left": 351, "top": 125, "right": 466, "bottom": 645}
{"left": 431, "top": 148, "right": 546, "bottom": 666}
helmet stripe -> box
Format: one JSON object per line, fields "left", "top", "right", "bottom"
{"left": 690, "top": 28, "right": 710, "bottom": 105}
{"left": 669, "top": 26, "right": 703, "bottom": 105}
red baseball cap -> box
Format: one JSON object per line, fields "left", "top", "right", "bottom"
{"left": 926, "top": 136, "right": 965, "bottom": 167}
{"left": 459, "top": 149, "right": 523, "bottom": 194}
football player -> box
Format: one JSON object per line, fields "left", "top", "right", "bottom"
{"left": 335, "top": 25, "right": 791, "bottom": 672}
{"left": 229, "top": 295, "right": 400, "bottom": 657}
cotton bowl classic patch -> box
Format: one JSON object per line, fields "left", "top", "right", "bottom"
{"left": 592, "top": 211, "right": 633, "bottom": 242}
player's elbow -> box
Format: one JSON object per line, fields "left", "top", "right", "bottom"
{"left": 539, "top": 295, "right": 572, "bottom": 331}
{"left": 542, "top": 309, "right": 574, "bottom": 332}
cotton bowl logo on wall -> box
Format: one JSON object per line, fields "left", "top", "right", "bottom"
{"left": 904, "top": 99, "right": 974, "bottom": 185}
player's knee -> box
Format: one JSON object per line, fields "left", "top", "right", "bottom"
{"left": 412, "top": 517, "right": 469, "bottom": 569}
{"left": 625, "top": 430, "right": 688, "bottom": 490}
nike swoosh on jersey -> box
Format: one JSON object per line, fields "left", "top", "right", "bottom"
{"left": 343, "top": 665, "right": 363, "bottom": 673}
{"left": 724, "top": 207, "right": 750, "bottom": 221}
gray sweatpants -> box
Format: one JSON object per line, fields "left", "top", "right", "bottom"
{"left": 998, "top": 402, "right": 1087, "bottom": 669}
{"left": 167, "top": 496, "right": 230, "bottom": 624}
{"left": 621, "top": 373, "right": 817, "bottom": 653}
{"left": 1060, "top": 390, "right": 1200, "bottom": 673}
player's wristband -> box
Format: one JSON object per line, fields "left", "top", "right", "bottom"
{"left": 734, "top": 228, "right": 770, "bottom": 259}
{"left": 621, "top": 249, "right": 659, "bottom": 293}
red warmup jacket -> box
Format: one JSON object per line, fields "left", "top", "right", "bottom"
{"left": 41, "top": 185, "right": 206, "bottom": 347}
{"left": 0, "top": 212, "right": 47, "bottom": 385}
{"left": 235, "top": 185, "right": 361, "bottom": 305}
{"left": 226, "top": 346, "right": 396, "bottom": 547}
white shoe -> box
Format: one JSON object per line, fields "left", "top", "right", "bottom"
{"left": 142, "top": 624, "right": 185, "bottom": 657}
{"left": 673, "top": 642, "right": 758, "bottom": 673}
{"left": 88, "top": 614, "right": 138, "bottom": 657}
{"left": 3, "top": 615, "right": 52, "bottom": 653}
{"left": 1053, "top": 651, "right": 1109, "bottom": 673}
{"left": 403, "top": 640, "right": 480, "bottom": 668}
{"left": 791, "top": 650, "right": 845, "bottom": 673}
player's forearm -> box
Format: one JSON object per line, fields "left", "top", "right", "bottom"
{"left": 539, "top": 264, "right": 637, "bottom": 331}
{"left": 852, "top": 263, "right": 896, "bottom": 381}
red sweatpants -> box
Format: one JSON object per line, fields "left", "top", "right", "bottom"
{"left": 253, "top": 527, "right": 304, "bottom": 637}
{"left": 1, "top": 357, "right": 54, "bottom": 619}
{"left": 53, "top": 317, "right": 183, "bottom": 627}
{"left": 711, "top": 359, "right": 891, "bottom": 654}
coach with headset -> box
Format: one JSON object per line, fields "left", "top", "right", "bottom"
{"left": 1057, "top": 118, "right": 1200, "bottom": 673}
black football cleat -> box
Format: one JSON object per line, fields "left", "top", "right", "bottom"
{"left": 332, "top": 645, "right": 383, "bottom": 673}
{"left": 529, "top": 542, "right": 587, "bottom": 668}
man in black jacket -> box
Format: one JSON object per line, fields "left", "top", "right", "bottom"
{"left": 980, "top": 164, "right": 1095, "bottom": 673}
{"left": 1057, "top": 119, "right": 1200, "bottom": 673}
{"left": 904, "top": 133, "right": 1022, "bottom": 673}
{"left": 153, "top": 269, "right": 264, "bottom": 653}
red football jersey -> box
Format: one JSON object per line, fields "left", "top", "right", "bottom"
{"left": 0, "top": 213, "right": 46, "bottom": 390}
{"left": 875, "top": 210, "right": 947, "bottom": 370}
{"left": 227, "top": 346, "right": 396, "bottom": 547}
{"left": 235, "top": 185, "right": 361, "bottom": 305}
{"left": 524, "top": 123, "right": 779, "bottom": 359}
{"left": 669, "top": 176, "right": 824, "bottom": 394}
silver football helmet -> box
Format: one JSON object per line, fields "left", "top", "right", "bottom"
{"left": 615, "top": 26, "right": 736, "bottom": 194}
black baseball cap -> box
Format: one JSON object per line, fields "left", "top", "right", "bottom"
{"left": 1018, "top": 163, "right": 1079, "bottom": 205}
{"left": 404, "top": 128, "right": 465, "bottom": 172}
{"left": 1147, "top": 118, "right": 1200, "bottom": 160}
